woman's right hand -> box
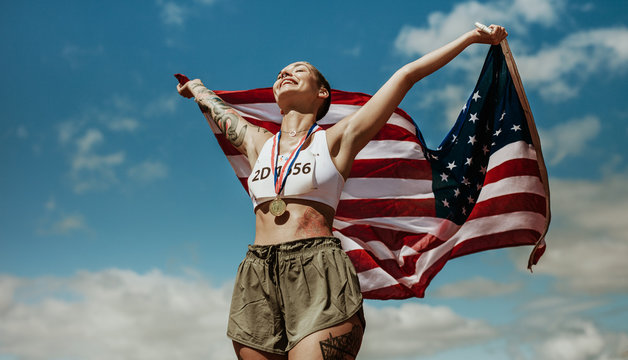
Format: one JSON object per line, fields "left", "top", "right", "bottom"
{"left": 177, "top": 79, "right": 205, "bottom": 99}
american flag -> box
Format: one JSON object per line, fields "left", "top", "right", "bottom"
{"left": 199, "top": 42, "right": 550, "bottom": 300}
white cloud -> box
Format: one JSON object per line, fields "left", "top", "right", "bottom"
{"left": 394, "top": 0, "right": 564, "bottom": 58}
{"left": 360, "top": 302, "right": 495, "bottom": 359}
{"left": 50, "top": 214, "right": 88, "bottom": 234}
{"left": 156, "top": 0, "right": 186, "bottom": 26}
{"left": 538, "top": 115, "right": 601, "bottom": 165}
{"left": 516, "top": 27, "right": 628, "bottom": 100}
{"left": 70, "top": 129, "right": 125, "bottom": 193}
{"left": 0, "top": 270, "right": 498, "bottom": 360}
{"left": 514, "top": 174, "right": 628, "bottom": 294}
{"left": 2, "top": 270, "right": 626, "bottom": 360}
{"left": 76, "top": 128, "right": 104, "bottom": 154}
{"left": 128, "top": 161, "right": 169, "bottom": 182}
{"left": 393, "top": 1, "right": 628, "bottom": 102}
{"left": 0, "top": 269, "right": 235, "bottom": 360}
{"left": 57, "top": 92, "right": 175, "bottom": 193}
{"left": 433, "top": 276, "right": 522, "bottom": 298}
{"left": 144, "top": 94, "right": 179, "bottom": 118}
{"left": 107, "top": 117, "right": 140, "bottom": 132}
{"left": 419, "top": 84, "right": 468, "bottom": 128}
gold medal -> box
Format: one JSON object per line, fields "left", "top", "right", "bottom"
{"left": 269, "top": 197, "right": 287, "bottom": 217}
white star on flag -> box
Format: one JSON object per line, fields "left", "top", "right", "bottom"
{"left": 469, "top": 113, "right": 479, "bottom": 123}
{"left": 472, "top": 91, "right": 481, "bottom": 102}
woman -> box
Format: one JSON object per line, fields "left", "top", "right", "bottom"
{"left": 177, "top": 25, "right": 507, "bottom": 360}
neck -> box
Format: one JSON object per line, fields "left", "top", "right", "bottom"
{"left": 280, "top": 111, "right": 317, "bottom": 134}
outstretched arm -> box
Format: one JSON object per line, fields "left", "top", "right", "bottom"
{"left": 177, "top": 80, "right": 272, "bottom": 161}
{"left": 328, "top": 25, "right": 507, "bottom": 176}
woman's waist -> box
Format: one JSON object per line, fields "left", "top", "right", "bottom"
{"left": 254, "top": 200, "right": 335, "bottom": 245}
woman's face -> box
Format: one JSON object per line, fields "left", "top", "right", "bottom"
{"left": 273, "top": 62, "right": 322, "bottom": 101}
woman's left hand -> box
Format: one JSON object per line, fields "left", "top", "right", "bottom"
{"left": 473, "top": 24, "right": 508, "bottom": 45}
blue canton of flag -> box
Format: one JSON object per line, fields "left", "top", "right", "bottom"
{"left": 428, "top": 45, "right": 534, "bottom": 225}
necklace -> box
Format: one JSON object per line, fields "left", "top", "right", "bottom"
{"left": 281, "top": 129, "right": 309, "bottom": 137}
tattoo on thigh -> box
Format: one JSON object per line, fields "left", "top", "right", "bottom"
{"left": 319, "top": 325, "right": 362, "bottom": 359}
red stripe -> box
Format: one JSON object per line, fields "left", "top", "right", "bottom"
{"left": 350, "top": 158, "right": 430, "bottom": 179}
{"left": 450, "top": 229, "right": 542, "bottom": 259}
{"left": 468, "top": 193, "right": 547, "bottom": 220}
{"left": 346, "top": 249, "right": 421, "bottom": 279}
{"left": 336, "top": 198, "right": 436, "bottom": 220}
{"left": 484, "top": 158, "right": 541, "bottom": 185}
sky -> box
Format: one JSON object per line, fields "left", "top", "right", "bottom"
{"left": 1, "top": 0, "right": 627, "bottom": 359}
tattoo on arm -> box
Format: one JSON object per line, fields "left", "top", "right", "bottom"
{"left": 193, "top": 86, "right": 248, "bottom": 148}
{"left": 319, "top": 325, "right": 362, "bottom": 359}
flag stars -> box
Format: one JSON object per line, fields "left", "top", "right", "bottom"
{"left": 440, "top": 173, "right": 449, "bottom": 182}
{"left": 469, "top": 113, "right": 479, "bottom": 123}
{"left": 468, "top": 135, "right": 477, "bottom": 145}
{"left": 442, "top": 199, "right": 450, "bottom": 208}
{"left": 500, "top": 111, "right": 506, "bottom": 121}
{"left": 479, "top": 165, "right": 487, "bottom": 174}
{"left": 462, "top": 177, "right": 471, "bottom": 186}
{"left": 451, "top": 134, "right": 457, "bottom": 143}
{"left": 494, "top": 129, "right": 502, "bottom": 137}
{"left": 467, "top": 195, "right": 475, "bottom": 204}
{"left": 447, "top": 161, "right": 457, "bottom": 170}
{"left": 482, "top": 145, "right": 490, "bottom": 155}
{"left": 472, "top": 91, "right": 481, "bottom": 102}
{"left": 511, "top": 124, "right": 521, "bottom": 132}
{"left": 465, "top": 157, "right": 473, "bottom": 166}
{"left": 453, "top": 188, "right": 461, "bottom": 197}
{"left": 476, "top": 183, "right": 483, "bottom": 191}
{"left": 461, "top": 207, "right": 467, "bottom": 216}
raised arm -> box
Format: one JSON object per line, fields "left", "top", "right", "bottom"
{"left": 327, "top": 25, "right": 507, "bottom": 176}
{"left": 177, "top": 79, "right": 272, "bottom": 162}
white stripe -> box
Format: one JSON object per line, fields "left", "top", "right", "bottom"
{"left": 335, "top": 216, "right": 454, "bottom": 236}
{"left": 355, "top": 140, "right": 426, "bottom": 160}
{"left": 320, "top": 104, "right": 417, "bottom": 135}
{"left": 227, "top": 102, "right": 283, "bottom": 123}
{"left": 357, "top": 267, "right": 400, "bottom": 292}
{"left": 478, "top": 175, "right": 545, "bottom": 202}
{"left": 341, "top": 178, "right": 433, "bottom": 200}
{"left": 487, "top": 141, "right": 537, "bottom": 171}
{"left": 226, "top": 155, "right": 251, "bottom": 178}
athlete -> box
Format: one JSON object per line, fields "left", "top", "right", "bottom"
{"left": 177, "top": 24, "right": 507, "bottom": 360}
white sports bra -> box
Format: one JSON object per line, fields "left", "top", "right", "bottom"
{"left": 247, "top": 130, "right": 345, "bottom": 210}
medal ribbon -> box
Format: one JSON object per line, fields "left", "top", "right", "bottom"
{"left": 271, "top": 123, "right": 321, "bottom": 196}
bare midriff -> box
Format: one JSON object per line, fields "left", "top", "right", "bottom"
{"left": 253, "top": 198, "right": 335, "bottom": 245}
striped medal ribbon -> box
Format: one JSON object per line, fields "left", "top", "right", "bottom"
{"left": 269, "top": 123, "right": 321, "bottom": 216}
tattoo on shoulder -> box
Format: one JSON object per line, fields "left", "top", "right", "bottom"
{"left": 319, "top": 325, "right": 362, "bottom": 359}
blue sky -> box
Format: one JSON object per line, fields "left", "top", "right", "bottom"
{"left": 1, "top": 0, "right": 627, "bottom": 359}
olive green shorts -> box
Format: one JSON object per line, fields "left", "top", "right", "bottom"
{"left": 227, "top": 237, "right": 365, "bottom": 355}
